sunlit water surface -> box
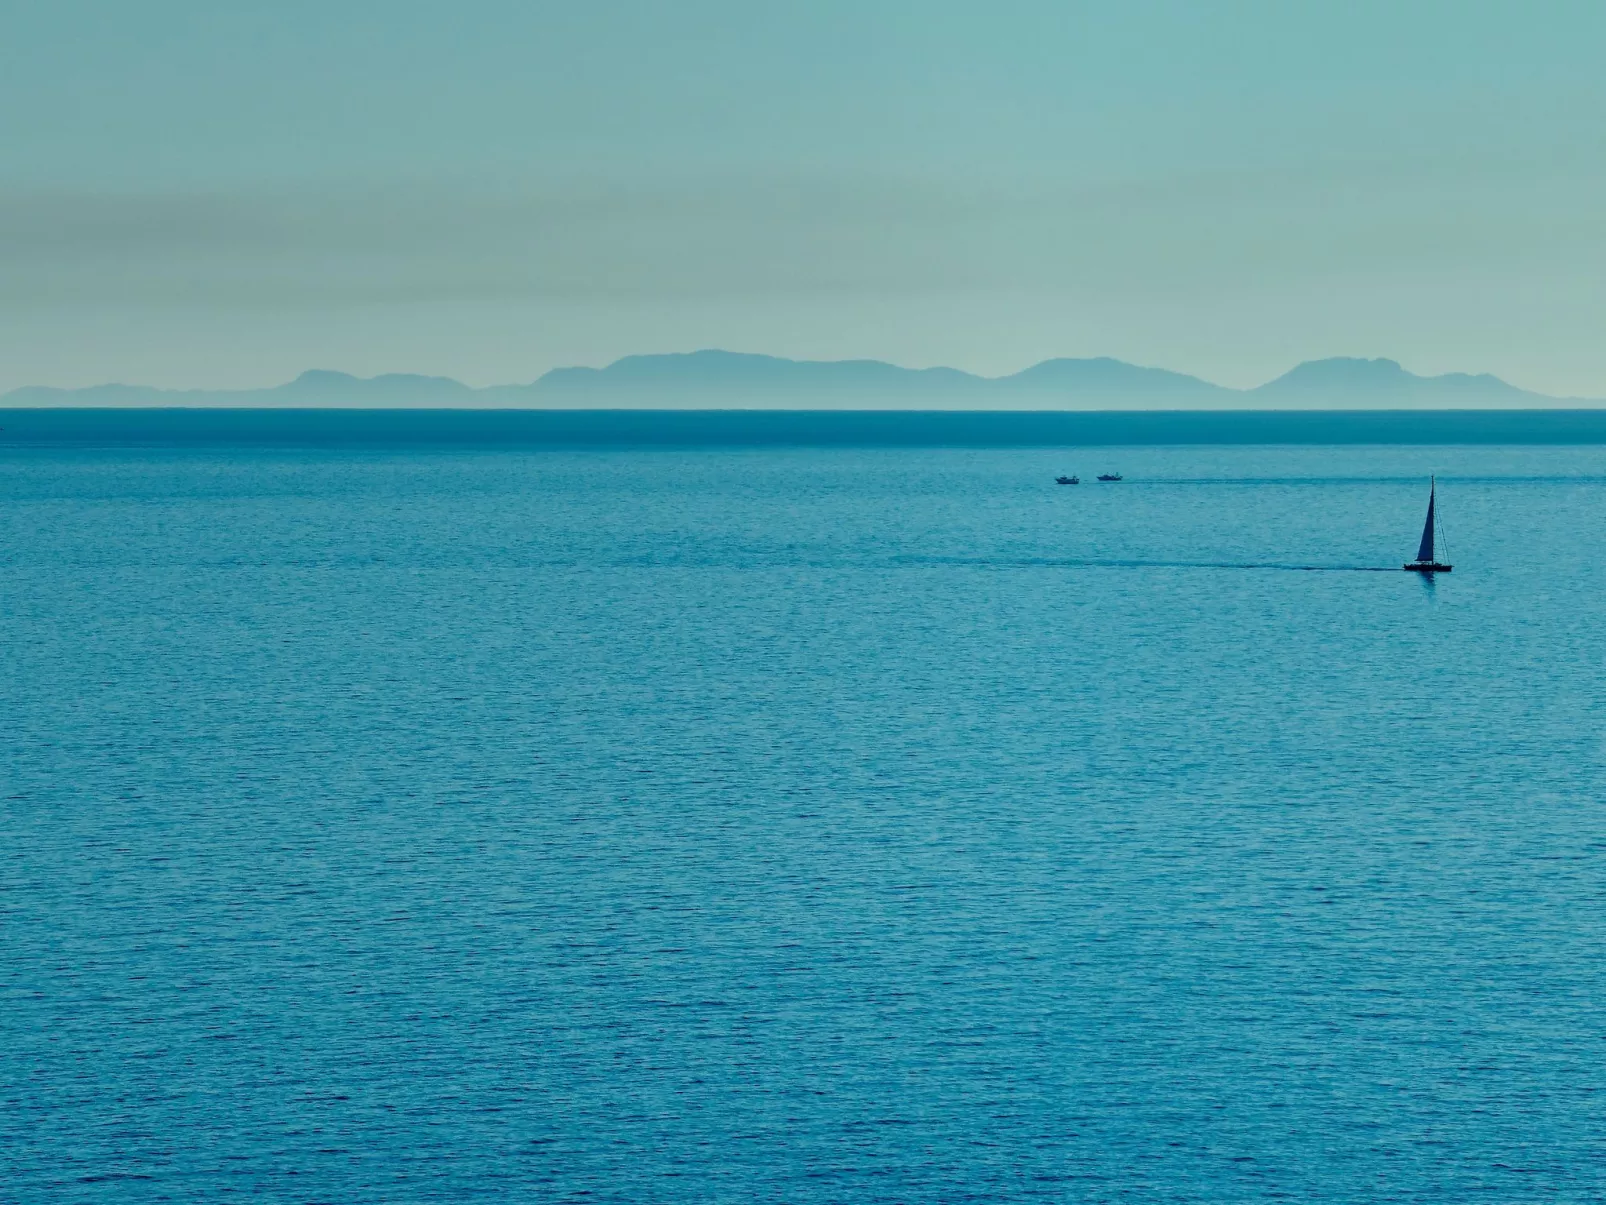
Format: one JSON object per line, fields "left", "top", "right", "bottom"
{"left": 4, "top": 444, "right": 1605, "bottom": 1202}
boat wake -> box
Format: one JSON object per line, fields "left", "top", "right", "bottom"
{"left": 900, "top": 556, "right": 1403, "bottom": 573}
{"left": 898, "top": 479, "right": 1447, "bottom": 574}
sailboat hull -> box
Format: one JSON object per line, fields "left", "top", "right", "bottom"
{"left": 1404, "top": 562, "right": 1452, "bottom": 573}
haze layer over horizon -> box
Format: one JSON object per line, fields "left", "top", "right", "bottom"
{"left": 4, "top": 1, "right": 1604, "bottom": 397}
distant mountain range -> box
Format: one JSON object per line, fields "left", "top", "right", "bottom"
{"left": 4, "top": 352, "right": 1594, "bottom": 409}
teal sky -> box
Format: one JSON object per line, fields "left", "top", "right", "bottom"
{"left": 4, "top": 0, "right": 1605, "bottom": 395}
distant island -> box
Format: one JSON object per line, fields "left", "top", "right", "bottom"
{"left": 4, "top": 352, "right": 1597, "bottom": 410}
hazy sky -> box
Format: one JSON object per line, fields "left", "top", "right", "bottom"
{"left": 4, "top": 0, "right": 1605, "bottom": 394}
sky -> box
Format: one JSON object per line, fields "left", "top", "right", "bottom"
{"left": 3, "top": 0, "right": 1605, "bottom": 396}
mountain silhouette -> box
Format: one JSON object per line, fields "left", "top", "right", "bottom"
{"left": 3, "top": 352, "right": 1590, "bottom": 408}
{"left": 999, "top": 357, "right": 1228, "bottom": 398}
{"left": 5, "top": 370, "right": 475, "bottom": 408}
{"left": 537, "top": 350, "right": 984, "bottom": 401}
{"left": 272, "top": 370, "right": 476, "bottom": 402}
{"left": 533, "top": 351, "right": 1228, "bottom": 406}
{"left": 531, "top": 351, "right": 1564, "bottom": 408}
{"left": 1253, "top": 357, "right": 1532, "bottom": 404}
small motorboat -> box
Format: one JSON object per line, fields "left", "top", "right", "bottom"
{"left": 1404, "top": 476, "right": 1452, "bottom": 572}
{"left": 1055, "top": 475, "right": 1080, "bottom": 485}
{"left": 1096, "top": 473, "right": 1123, "bottom": 482}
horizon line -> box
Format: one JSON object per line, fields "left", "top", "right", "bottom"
{"left": 11, "top": 408, "right": 1606, "bottom": 450}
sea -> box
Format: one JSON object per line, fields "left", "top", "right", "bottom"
{"left": 4, "top": 429, "right": 1606, "bottom": 1202}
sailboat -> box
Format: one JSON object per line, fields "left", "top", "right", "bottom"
{"left": 1404, "top": 476, "right": 1452, "bottom": 573}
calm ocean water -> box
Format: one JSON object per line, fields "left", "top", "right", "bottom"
{"left": 4, "top": 442, "right": 1606, "bottom": 1201}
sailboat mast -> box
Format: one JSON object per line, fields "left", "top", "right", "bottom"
{"left": 1415, "top": 476, "right": 1436, "bottom": 564}
{"left": 1405, "top": 474, "right": 1452, "bottom": 572}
